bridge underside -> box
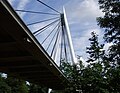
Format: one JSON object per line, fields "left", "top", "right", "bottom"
{"left": 0, "top": 0, "right": 68, "bottom": 90}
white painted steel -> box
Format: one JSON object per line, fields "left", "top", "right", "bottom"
{"left": 63, "top": 7, "right": 77, "bottom": 64}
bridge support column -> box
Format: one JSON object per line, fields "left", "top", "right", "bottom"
{"left": 63, "top": 7, "right": 77, "bottom": 64}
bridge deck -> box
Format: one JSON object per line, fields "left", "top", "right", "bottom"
{"left": 0, "top": 0, "right": 68, "bottom": 90}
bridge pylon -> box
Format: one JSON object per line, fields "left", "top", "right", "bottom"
{"left": 52, "top": 7, "right": 77, "bottom": 65}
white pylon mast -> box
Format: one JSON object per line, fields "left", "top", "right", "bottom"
{"left": 63, "top": 7, "right": 77, "bottom": 64}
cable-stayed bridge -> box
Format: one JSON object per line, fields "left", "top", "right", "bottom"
{"left": 0, "top": 0, "right": 77, "bottom": 90}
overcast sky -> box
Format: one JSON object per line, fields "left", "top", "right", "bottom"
{"left": 8, "top": 0, "right": 105, "bottom": 63}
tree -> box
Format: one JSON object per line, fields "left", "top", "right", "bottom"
{"left": 0, "top": 73, "right": 48, "bottom": 93}
{"left": 86, "top": 31, "right": 105, "bottom": 63}
{"left": 97, "top": 0, "right": 120, "bottom": 64}
{"left": 59, "top": 58, "right": 84, "bottom": 93}
{"left": 5, "top": 76, "right": 28, "bottom": 93}
{"left": 58, "top": 58, "right": 109, "bottom": 93}
{"left": 0, "top": 73, "right": 11, "bottom": 93}
{"left": 28, "top": 83, "right": 48, "bottom": 93}
{"left": 96, "top": 1, "right": 120, "bottom": 91}
{"left": 81, "top": 32, "right": 108, "bottom": 93}
{"left": 0, "top": 73, "right": 49, "bottom": 93}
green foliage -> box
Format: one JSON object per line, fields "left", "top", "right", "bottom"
{"left": 0, "top": 74, "right": 11, "bottom": 93}
{"left": 0, "top": 81, "right": 11, "bottom": 93}
{"left": 5, "top": 76, "right": 28, "bottom": 93}
{"left": 97, "top": 0, "right": 120, "bottom": 64}
{"left": 0, "top": 74, "right": 47, "bottom": 93}
{"left": 28, "top": 83, "right": 48, "bottom": 93}
{"left": 86, "top": 32, "right": 105, "bottom": 63}
{"left": 105, "top": 67, "right": 120, "bottom": 92}
{"left": 97, "top": 0, "right": 120, "bottom": 43}
{"left": 59, "top": 60, "right": 110, "bottom": 93}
